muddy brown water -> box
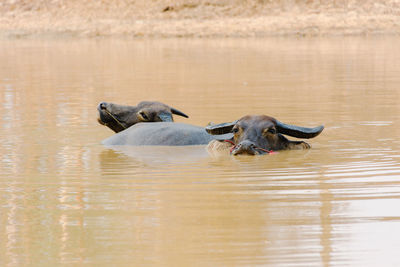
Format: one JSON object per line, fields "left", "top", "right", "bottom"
{"left": 1, "top": 37, "right": 400, "bottom": 266}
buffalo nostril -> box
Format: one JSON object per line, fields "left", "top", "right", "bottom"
{"left": 99, "top": 102, "right": 107, "bottom": 110}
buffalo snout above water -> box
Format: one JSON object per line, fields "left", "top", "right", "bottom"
{"left": 206, "top": 115, "right": 324, "bottom": 155}
{"left": 97, "top": 101, "right": 188, "bottom": 133}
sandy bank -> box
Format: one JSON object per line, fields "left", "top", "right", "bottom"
{"left": 1, "top": 0, "right": 400, "bottom": 38}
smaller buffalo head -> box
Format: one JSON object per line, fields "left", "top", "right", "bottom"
{"left": 97, "top": 101, "right": 188, "bottom": 133}
{"left": 205, "top": 115, "right": 324, "bottom": 155}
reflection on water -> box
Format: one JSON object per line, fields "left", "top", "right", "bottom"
{"left": 1, "top": 37, "right": 400, "bottom": 266}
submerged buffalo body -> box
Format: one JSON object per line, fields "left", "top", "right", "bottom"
{"left": 101, "top": 115, "right": 324, "bottom": 156}
{"left": 102, "top": 122, "right": 232, "bottom": 146}
{"left": 97, "top": 101, "right": 188, "bottom": 133}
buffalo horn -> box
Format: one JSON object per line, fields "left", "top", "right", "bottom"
{"left": 205, "top": 121, "right": 238, "bottom": 135}
{"left": 171, "top": 107, "right": 189, "bottom": 118}
{"left": 276, "top": 121, "right": 324, "bottom": 139}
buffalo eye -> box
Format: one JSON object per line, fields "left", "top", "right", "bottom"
{"left": 138, "top": 111, "right": 149, "bottom": 121}
{"left": 264, "top": 127, "right": 276, "bottom": 135}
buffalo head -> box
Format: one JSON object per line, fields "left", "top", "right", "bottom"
{"left": 205, "top": 115, "right": 324, "bottom": 155}
{"left": 97, "top": 101, "right": 188, "bottom": 133}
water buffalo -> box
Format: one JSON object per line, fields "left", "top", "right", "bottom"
{"left": 205, "top": 115, "right": 324, "bottom": 155}
{"left": 97, "top": 101, "right": 188, "bottom": 133}
{"left": 101, "top": 114, "right": 323, "bottom": 156}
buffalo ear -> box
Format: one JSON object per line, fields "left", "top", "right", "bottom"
{"left": 205, "top": 121, "right": 238, "bottom": 135}
{"left": 171, "top": 107, "right": 189, "bottom": 118}
{"left": 276, "top": 121, "right": 324, "bottom": 139}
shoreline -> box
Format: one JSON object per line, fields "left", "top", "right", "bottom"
{"left": 1, "top": 1, "right": 399, "bottom": 39}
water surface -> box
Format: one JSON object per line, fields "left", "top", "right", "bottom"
{"left": 1, "top": 37, "right": 400, "bottom": 266}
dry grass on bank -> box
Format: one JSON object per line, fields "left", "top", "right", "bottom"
{"left": 0, "top": 0, "right": 400, "bottom": 38}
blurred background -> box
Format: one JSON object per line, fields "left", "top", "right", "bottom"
{"left": 0, "top": 0, "right": 399, "bottom": 37}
